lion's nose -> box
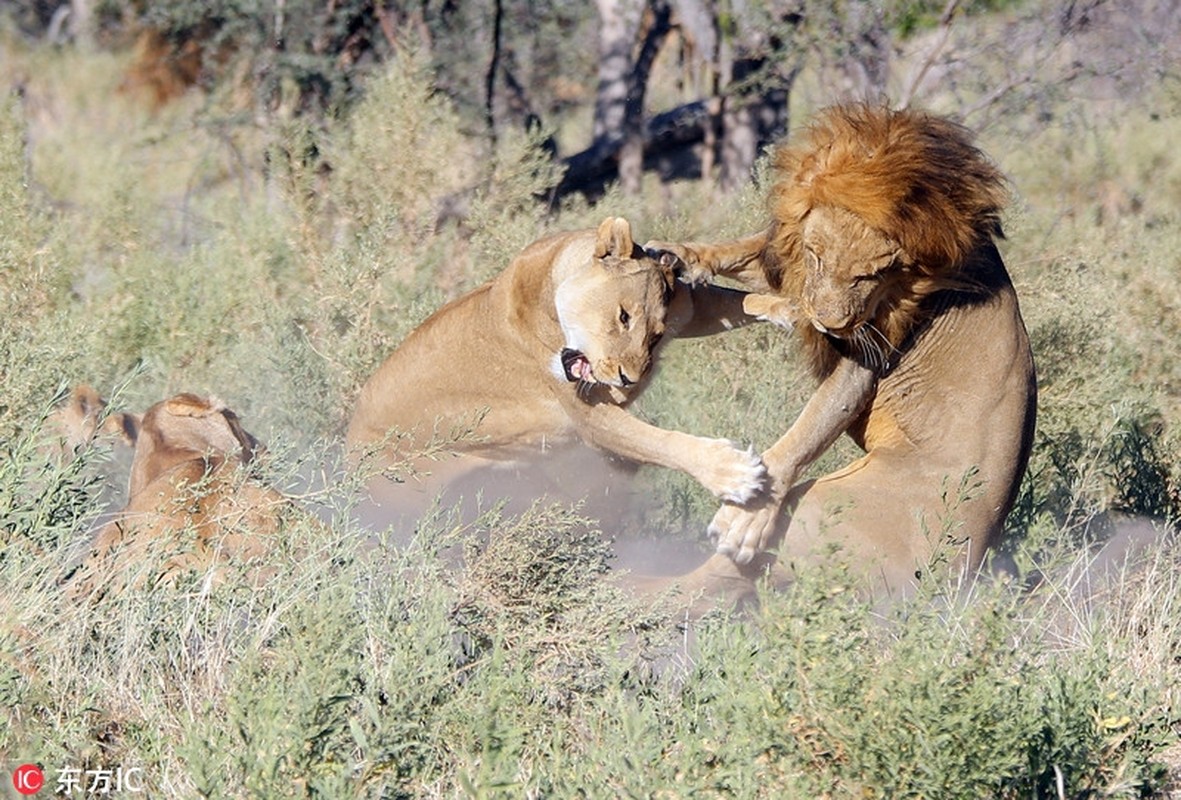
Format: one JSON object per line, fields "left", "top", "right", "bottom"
{"left": 812, "top": 310, "right": 855, "bottom": 336}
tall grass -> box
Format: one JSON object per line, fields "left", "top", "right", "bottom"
{"left": 1, "top": 23, "right": 1179, "bottom": 798}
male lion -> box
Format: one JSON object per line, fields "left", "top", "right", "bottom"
{"left": 648, "top": 103, "right": 1037, "bottom": 603}
{"left": 346, "top": 216, "right": 766, "bottom": 521}
{"left": 68, "top": 393, "right": 291, "bottom": 597}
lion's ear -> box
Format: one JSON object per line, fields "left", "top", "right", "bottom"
{"left": 594, "top": 217, "right": 635, "bottom": 259}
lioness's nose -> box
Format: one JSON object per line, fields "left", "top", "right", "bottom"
{"left": 619, "top": 369, "right": 635, "bottom": 387}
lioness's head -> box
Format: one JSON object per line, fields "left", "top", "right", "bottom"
{"left": 553, "top": 217, "right": 676, "bottom": 395}
{"left": 129, "top": 393, "right": 262, "bottom": 496}
{"left": 49, "top": 384, "right": 140, "bottom": 455}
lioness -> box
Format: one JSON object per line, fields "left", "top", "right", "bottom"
{"left": 46, "top": 384, "right": 140, "bottom": 459}
{"left": 647, "top": 104, "right": 1037, "bottom": 605}
{"left": 69, "top": 393, "right": 291, "bottom": 597}
{"left": 346, "top": 216, "right": 766, "bottom": 520}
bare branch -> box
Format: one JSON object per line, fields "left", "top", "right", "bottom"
{"left": 485, "top": 0, "right": 504, "bottom": 146}
{"left": 898, "top": 0, "right": 962, "bottom": 108}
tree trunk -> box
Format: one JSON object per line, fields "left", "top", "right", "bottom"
{"left": 717, "top": 53, "right": 797, "bottom": 190}
{"left": 719, "top": 100, "right": 757, "bottom": 192}
{"left": 841, "top": 2, "right": 890, "bottom": 102}
{"left": 620, "top": 1, "right": 671, "bottom": 193}
{"left": 559, "top": 0, "right": 800, "bottom": 199}
{"left": 593, "top": 0, "right": 646, "bottom": 143}
{"left": 553, "top": 100, "right": 709, "bottom": 201}
{"left": 69, "top": 0, "right": 95, "bottom": 50}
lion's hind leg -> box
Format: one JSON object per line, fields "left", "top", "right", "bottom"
{"left": 773, "top": 457, "right": 941, "bottom": 595}
{"left": 616, "top": 550, "right": 779, "bottom": 619}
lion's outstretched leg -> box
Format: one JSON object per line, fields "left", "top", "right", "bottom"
{"left": 712, "top": 356, "right": 877, "bottom": 563}
{"left": 645, "top": 231, "right": 774, "bottom": 291}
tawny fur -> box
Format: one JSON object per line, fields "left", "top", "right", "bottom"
{"left": 764, "top": 104, "right": 1010, "bottom": 378}
{"left": 118, "top": 28, "right": 205, "bottom": 109}
{"left": 346, "top": 217, "right": 766, "bottom": 524}
{"left": 68, "top": 393, "right": 291, "bottom": 598}
{"left": 642, "top": 103, "right": 1037, "bottom": 612}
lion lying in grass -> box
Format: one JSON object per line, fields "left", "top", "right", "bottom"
{"left": 646, "top": 103, "right": 1037, "bottom": 607}
{"left": 68, "top": 392, "right": 292, "bottom": 598}
{"left": 346, "top": 216, "right": 766, "bottom": 521}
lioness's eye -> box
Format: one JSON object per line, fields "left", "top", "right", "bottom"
{"left": 619, "top": 308, "right": 631, "bottom": 326}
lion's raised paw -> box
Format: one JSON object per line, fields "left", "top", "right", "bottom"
{"left": 742, "top": 293, "right": 799, "bottom": 329}
{"left": 643, "top": 240, "right": 712, "bottom": 286}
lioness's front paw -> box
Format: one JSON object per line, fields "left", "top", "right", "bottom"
{"left": 709, "top": 499, "right": 782, "bottom": 565}
{"left": 696, "top": 439, "right": 767, "bottom": 504}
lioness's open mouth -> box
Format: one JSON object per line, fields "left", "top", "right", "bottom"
{"left": 560, "top": 348, "right": 594, "bottom": 382}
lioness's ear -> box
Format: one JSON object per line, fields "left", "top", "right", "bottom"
{"left": 164, "top": 394, "right": 220, "bottom": 418}
{"left": 69, "top": 384, "right": 105, "bottom": 419}
{"left": 102, "top": 412, "right": 141, "bottom": 447}
{"left": 222, "top": 409, "right": 264, "bottom": 463}
{"left": 594, "top": 217, "right": 635, "bottom": 259}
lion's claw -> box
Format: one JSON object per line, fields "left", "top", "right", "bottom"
{"left": 709, "top": 499, "right": 780, "bottom": 565}
{"left": 644, "top": 240, "right": 711, "bottom": 286}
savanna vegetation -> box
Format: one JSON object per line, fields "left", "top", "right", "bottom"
{"left": 2, "top": 0, "right": 1180, "bottom": 796}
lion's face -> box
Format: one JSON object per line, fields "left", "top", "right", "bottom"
{"left": 798, "top": 205, "right": 904, "bottom": 338}
{"left": 553, "top": 219, "right": 674, "bottom": 394}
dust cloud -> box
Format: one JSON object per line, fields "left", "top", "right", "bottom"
{"left": 342, "top": 441, "right": 717, "bottom": 578}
